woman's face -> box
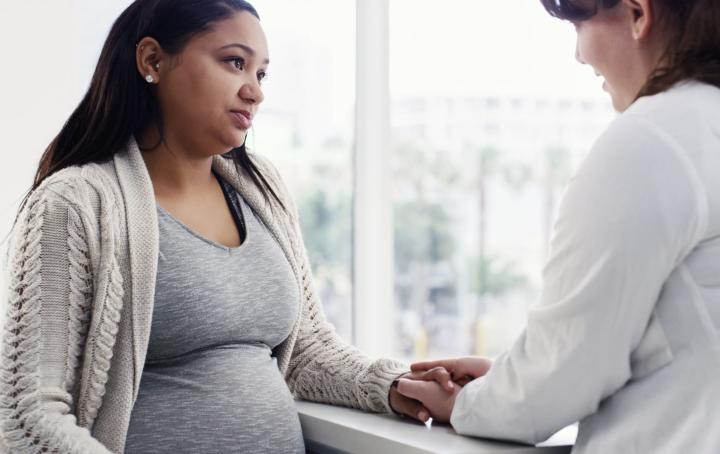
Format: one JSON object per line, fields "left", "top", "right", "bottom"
{"left": 572, "top": 2, "right": 658, "bottom": 111}
{"left": 147, "top": 11, "right": 269, "bottom": 155}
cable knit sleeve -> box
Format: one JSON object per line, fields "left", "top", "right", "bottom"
{"left": 251, "top": 155, "right": 409, "bottom": 414}
{"left": 0, "top": 182, "right": 113, "bottom": 453}
{"left": 286, "top": 227, "right": 409, "bottom": 413}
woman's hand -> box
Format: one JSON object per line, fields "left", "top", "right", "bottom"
{"left": 395, "top": 378, "right": 460, "bottom": 424}
{"left": 392, "top": 358, "right": 491, "bottom": 423}
{"left": 410, "top": 357, "right": 492, "bottom": 386}
{"left": 388, "top": 367, "right": 458, "bottom": 422}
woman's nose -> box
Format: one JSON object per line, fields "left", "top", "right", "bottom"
{"left": 240, "top": 80, "right": 264, "bottom": 105}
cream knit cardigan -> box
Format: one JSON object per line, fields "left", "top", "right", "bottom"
{"left": 0, "top": 139, "right": 407, "bottom": 453}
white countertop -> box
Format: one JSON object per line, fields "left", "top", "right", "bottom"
{"left": 296, "top": 401, "right": 576, "bottom": 454}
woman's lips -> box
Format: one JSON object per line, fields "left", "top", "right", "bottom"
{"left": 229, "top": 110, "right": 252, "bottom": 129}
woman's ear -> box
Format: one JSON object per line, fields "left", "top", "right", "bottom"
{"left": 135, "top": 37, "right": 164, "bottom": 84}
{"left": 623, "top": 0, "right": 654, "bottom": 41}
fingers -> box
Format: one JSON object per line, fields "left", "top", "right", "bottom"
{"left": 454, "top": 375, "right": 474, "bottom": 387}
{"left": 389, "top": 386, "right": 431, "bottom": 422}
{"left": 410, "top": 359, "right": 457, "bottom": 373}
{"left": 452, "top": 357, "right": 492, "bottom": 380}
{"left": 396, "top": 378, "right": 458, "bottom": 424}
{"left": 402, "top": 367, "right": 456, "bottom": 393}
{"left": 413, "top": 357, "right": 493, "bottom": 383}
{"left": 398, "top": 399, "right": 431, "bottom": 423}
{"left": 396, "top": 378, "right": 440, "bottom": 402}
{"left": 420, "top": 367, "right": 455, "bottom": 392}
{"left": 410, "top": 360, "right": 462, "bottom": 393}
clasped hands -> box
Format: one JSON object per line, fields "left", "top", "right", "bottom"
{"left": 388, "top": 356, "right": 492, "bottom": 424}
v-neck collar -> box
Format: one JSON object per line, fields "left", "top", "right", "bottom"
{"left": 113, "top": 138, "right": 302, "bottom": 396}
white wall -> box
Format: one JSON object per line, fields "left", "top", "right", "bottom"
{"left": 0, "top": 1, "right": 131, "bottom": 236}
{"left": 0, "top": 1, "right": 132, "bottom": 317}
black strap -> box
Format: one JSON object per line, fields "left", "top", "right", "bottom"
{"left": 213, "top": 170, "right": 247, "bottom": 243}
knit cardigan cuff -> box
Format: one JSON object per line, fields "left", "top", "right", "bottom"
{"left": 363, "top": 359, "right": 410, "bottom": 413}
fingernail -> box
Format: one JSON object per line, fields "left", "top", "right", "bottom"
{"left": 418, "top": 411, "right": 428, "bottom": 421}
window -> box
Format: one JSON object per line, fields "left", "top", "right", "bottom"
{"left": 387, "top": 0, "right": 615, "bottom": 361}
{"left": 0, "top": 1, "right": 616, "bottom": 363}
{"left": 250, "top": 0, "right": 356, "bottom": 341}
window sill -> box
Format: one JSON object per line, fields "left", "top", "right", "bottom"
{"left": 296, "top": 401, "right": 575, "bottom": 454}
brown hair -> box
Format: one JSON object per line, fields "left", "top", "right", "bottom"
{"left": 540, "top": 0, "right": 720, "bottom": 97}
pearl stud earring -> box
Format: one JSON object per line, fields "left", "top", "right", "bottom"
{"left": 145, "top": 74, "right": 155, "bottom": 83}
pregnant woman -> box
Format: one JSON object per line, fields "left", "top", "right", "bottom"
{"left": 0, "top": 1, "right": 447, "bottom": 452}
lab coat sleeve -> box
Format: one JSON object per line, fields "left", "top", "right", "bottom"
{"left": 450, "top": 114, "right": 708, "bottom": 443}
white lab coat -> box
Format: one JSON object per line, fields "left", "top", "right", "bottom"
{"left": 451, "top": 81, "right": 720, "bottom": 453}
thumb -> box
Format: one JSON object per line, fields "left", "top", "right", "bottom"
{"left": 396, "top": 378, "right": 436, "bottom": 402}
{"left": 454, "top": 358, "right": 492, "bottom": 380}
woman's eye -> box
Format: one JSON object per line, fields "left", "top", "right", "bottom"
{"left": 227, "top": 57, "right": 245, "bottom": 71}
{"left": 257, "top": 70, "right": 267, "bottom": 83}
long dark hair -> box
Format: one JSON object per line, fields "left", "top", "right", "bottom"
{"left": 30, "top": 0, "right": 284, "bottom": 210}
{"left": 540, "top": 0, "right": 720, "bottom": 97}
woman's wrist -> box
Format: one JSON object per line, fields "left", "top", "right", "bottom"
{"left": 388, "top": 371, "right": 410, "bottom": 415}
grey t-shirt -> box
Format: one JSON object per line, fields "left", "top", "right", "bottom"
{"left": 124, "top": 191, "right": 303, "bottom": 454}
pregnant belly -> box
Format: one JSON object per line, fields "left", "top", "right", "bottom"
{"left": 125, "top": 344, "right": 304, "bottom": 454}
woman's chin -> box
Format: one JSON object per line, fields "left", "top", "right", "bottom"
{"left": 611, "top": 96, "right": 633, "bottom": 113}
{"left": 607, "top": 90, "right": 627, "bottom": 113}
{"left": 222, "top": 131, "right": 249, "bottom": 150}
